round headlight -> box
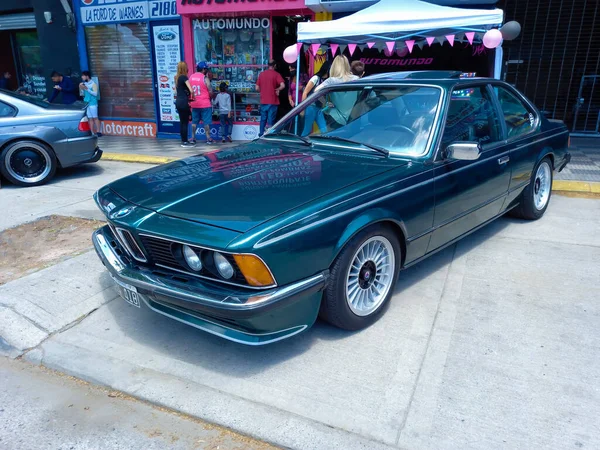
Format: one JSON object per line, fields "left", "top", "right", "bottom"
{"left": 183, "top": 245, "right": 202, "bottom": 271}
{"left": 214, "top": 252, "right": 234, "bottom": 279}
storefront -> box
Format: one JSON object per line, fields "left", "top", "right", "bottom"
{"left": 0, "top": 0, "right": 81, "bottom": 98}
{"left": 177, "top": 0, "right": 313, "bottom": 141}
{"left": 73, "top": 0, "right": 182, "bottom": 138}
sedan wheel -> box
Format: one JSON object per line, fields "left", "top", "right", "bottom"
{"left": 0, "top": 140, "right": 57, "bottom": 187}
{"left": 346, "top": 236, "right": 395, "bottom": 317}
{"left": 321, "top": 225, "right": 401, "bottom": 330}
{"left": 510, "top": 156, "right": 553, "bottom": 220}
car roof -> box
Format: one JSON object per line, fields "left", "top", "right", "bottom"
{"left": 350, "top": 71, "right": 502, "bottom": 88}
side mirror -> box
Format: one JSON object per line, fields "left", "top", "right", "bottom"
{"left": 445, "top": 142, "right": 481, "bottom": 161}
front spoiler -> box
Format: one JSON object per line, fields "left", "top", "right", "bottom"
{"left": 92, "top": 226, "right": 327, "bottom": 345}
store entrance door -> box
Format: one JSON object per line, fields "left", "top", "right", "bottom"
{"left": 150, "top": 20, "right": 183, "bottom": 135}
{"left": 572, "top": 75, "right": 600, "bottom": 136}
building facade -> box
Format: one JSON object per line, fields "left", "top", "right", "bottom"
{"left": 0, "top": 0, "right": 81, "bottom": 98}
{"left": 498, "top": 0, "right": 600, "bottom": 136}
{"left": 73, "top": 0, "right": 181, "bottom": 138}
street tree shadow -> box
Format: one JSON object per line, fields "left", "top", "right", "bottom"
{"left": 105, "top": 215, "right": 513, "bottom": 376}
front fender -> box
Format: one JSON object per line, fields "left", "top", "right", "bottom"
{"left": 332, "top": 208, "right": 407, "bottom": 262}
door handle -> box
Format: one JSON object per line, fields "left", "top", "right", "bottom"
{"left": 498, "top": 156, "right": 510, "bottom": 165}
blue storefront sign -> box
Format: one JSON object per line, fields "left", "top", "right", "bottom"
{"left": 80, "top": 0, "right": 178, "bottom": 25}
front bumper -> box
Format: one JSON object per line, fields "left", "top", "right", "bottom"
{"left": 92, "top": 226, "right": 327, "bottom": 345}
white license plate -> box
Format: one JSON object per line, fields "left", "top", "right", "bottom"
{"left": 111, "top": 275, "right": 140, "bottom": 308}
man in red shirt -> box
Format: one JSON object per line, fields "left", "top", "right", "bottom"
{"left": 255, "top": 60, "right": 285, "bottom": 136}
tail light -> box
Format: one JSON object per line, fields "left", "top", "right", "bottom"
{"left": 78, "top": 116, "right": 91, "bottom": 132}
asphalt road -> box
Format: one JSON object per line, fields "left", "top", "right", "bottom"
{"left": 1, "top": 159, "right": 599, "bottom": 449}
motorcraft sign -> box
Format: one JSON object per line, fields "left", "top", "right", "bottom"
{"left": 80, "top": 0, "right": 178, "bottom": 24}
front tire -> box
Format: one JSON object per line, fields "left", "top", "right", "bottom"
{"left": 511, "top": 156, "right": 553, "bottom": 220}
{"left": 321, "top": 225, "right": 401, "bottom": 330}
{"left": 0, "top": 140, "right": 57, "bottom": 187}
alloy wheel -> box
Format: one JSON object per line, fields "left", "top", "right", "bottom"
{"left": 345, "top": 236, "right": 395, "bottom": 317}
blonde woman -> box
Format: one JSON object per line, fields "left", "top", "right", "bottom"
{"left": 314, "top": 55, "right": 358, "bottom": 92}
{"left": 314, "top": 55, "right": 359, "bottom": 127}
{"left": 174, "top": 61, "right": 195, "bottom": 147}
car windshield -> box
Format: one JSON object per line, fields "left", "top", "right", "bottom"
{"left": 0, "top": 89, "right": 50, "bottom": 108}
{"left": 269, "top": 85, "right": 441, "bottom": 156}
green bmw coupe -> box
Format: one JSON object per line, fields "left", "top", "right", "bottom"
{"left": 93, "top": 71, "right": 571, "bottom": 345}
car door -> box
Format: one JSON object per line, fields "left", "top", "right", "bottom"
{"left": 428, "top": 84, "right": 511, "bottom": 251}
{"left": 489, "top": 83, "right": 541, "bottom": 207}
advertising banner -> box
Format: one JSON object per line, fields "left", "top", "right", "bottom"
{"left": 81, "top": 0, "right": 178, "bottom": 24}
{"left": 152, "top": 24, "right": 181, "bottom": 124}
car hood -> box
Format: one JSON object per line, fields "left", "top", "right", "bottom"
{"left": 108, "top": 142, "right": 408, "bottom": 232}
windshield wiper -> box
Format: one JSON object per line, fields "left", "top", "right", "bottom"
{"left": 311, "top": 135, "right": 389, "bottom": 156}
{"left": 260, "top": 131, "right": 312, "bottom": 146}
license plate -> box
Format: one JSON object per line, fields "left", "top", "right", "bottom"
{"left": 111, "top": 275, "right": 140, "bottom": 308}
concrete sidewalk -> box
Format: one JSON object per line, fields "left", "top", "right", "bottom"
{"left": 3, "top": 195, "right": 599, "bottom": 450}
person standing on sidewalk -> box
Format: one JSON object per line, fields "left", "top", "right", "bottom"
{"left": 174, "top": 61, "right": 195, "bottom": 148}
{"left": 255, "top": 60, "right": 285, "bottom": 137}
{"left": 189, "top": 62, "right": 215, "bottom": 145}
{"left": 80, "top": 71, "right": 100, "bottom": 136}
{"left": 213, "top": 82, "right": 233, "bottom": 143}
{"left": 48, "top": 71, "right": 77, "bottom": 104}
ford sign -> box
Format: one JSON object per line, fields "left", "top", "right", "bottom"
{"left": 157, "top": 31, "right": 176, "bottom": 41}
{"left": 159, "top": 75, "right": 169, "bottom": 82}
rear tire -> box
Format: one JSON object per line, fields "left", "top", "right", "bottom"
{"left": 0, "top": 140, "right": 57, "bottom": 187}
{"left": 511, "top": 157, "right": 553, "bottom": 220}
{"left": 321, "top": 225, "right": 401, "bottom": 330}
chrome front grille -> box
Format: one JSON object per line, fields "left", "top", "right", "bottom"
{"left": 108, "top": 224, "right": 147, "bottom": 262}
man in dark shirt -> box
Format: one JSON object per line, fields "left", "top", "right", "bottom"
{"left": 48, "top": 71, "right": 77, "bottom": 104}
{"left": 0, "top": 72, "right": 11, "bottom": 90}
{"left": 255, "top": 60, "right": 285, "bottom": 136}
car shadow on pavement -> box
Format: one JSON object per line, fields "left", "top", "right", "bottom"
{"left": 103, "top": 216, "right": 513, "bottom": 374}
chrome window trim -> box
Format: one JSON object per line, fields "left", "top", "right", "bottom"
{"left": 490, "top": 82, "right": 540, "bottom": 142}
{"left": 138, "top": 232, "right": 277, "bottom": 288}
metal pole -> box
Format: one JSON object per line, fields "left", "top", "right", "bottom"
{"left": 294, "top": 43, "right": 301, "bottom": 134}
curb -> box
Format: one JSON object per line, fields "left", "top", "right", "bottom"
{"left": 101, "top": 152, "right": 600, "bottom": 196}
{"left": 102, "top": 153, "right": 177, "bottom": 164}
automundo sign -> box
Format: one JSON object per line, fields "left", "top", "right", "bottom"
{"left": 80, "top": 0, "right": 178, "bottom": 24}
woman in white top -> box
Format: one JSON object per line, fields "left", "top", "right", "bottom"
{"left": 314, "top": 55, "right": 358, "bottom": 92}
{"left": 301, "top": 60, "right": 331, "bottom": 102}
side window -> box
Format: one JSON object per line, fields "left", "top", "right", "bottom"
{"left": 494, "top": 86, "right": 536, "bottom": 139}
{"left": 0, "top": 101, "right": 16, "bottom": 118}
{"left": 441, "top": 86, "right": 502, "bottom": 151}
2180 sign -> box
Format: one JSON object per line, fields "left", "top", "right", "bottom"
{"left": 180, "top": 0, "right": 297, "bottom": 4}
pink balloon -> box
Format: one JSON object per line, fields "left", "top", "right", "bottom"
{"left": 483, "top": 29, "right": 503, "bottom": 49}
{"left": 283, "top": 44, "right": 298, "bottom": 64}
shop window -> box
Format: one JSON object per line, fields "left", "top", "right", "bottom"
{"left": 193, "top": 18, "right": 270, "bottom": 124}
{"left": 441, "top": 86, "right": 502, "bottom": 150}
{"left": 14, "top": 31, "right": 46, "bottom": 98}
{"left": 85, "top": 23, "right": 155, "bottom": 120}
{"left": 493, "top": 86, "right": 536, "bottom": 139}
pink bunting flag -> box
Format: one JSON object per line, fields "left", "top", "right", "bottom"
{"left": 426, "top": 37, "right": 435, "bottom": 46}
{"left": 367, "top": 42, "right": 375, "bottom": 49}
{"left": 330, "top": 43, "right": 339, "bottom": 55}
{"left": 348, "top": 43, "right": 357, "bottom": 56}
{"left": 297, "top": 42, "right": 304, "bottom": 54}
{"left": 405, "top": 40, "right": 415, "bottom": 53}
{"left": 465, "top": 32, "right": 475, "bottom": 45}
{"left": 311, "top": 43, "right": 321, "bottom": 57}
{"left": 446, "top": 34, "right": 455, "bottom": 46}
{"left": 385, "top": 41, "right": 395, "bottom": 53}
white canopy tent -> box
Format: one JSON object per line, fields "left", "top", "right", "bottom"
{"left": 297, "top": 0, "right": 504, "bottom": 43}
